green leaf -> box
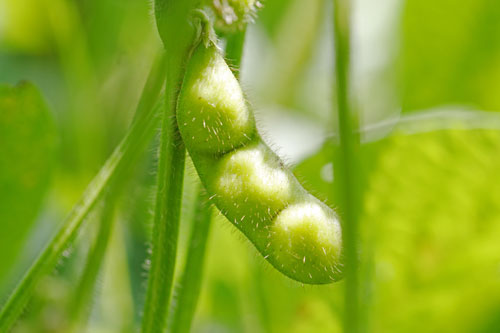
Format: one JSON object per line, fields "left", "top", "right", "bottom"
{"left": 402, "top": 0, "right": 500, "bottom": 111}
{"left": 296, "top": 110, "right": 500, "bottom": 331}
{"left": 0, "top": 82, "right": 57, "bottom": 287}
{"left": 362, "top": 125, "right": 500, "bottom": 331}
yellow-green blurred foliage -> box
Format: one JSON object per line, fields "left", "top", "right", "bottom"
{"left": 1, "top": 0, "right": 500, "bottom": 331}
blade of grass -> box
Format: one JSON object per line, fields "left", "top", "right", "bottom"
{"left": 332, "top": 0, "right": 361, "bottom": 332}
{"left": 69, "top": 193, "right": 117, "bottom": 332}
{"left": 169, "top": 188, "right": 212, "bottom": 333}
{"left": 0, "top": 53, "right": 167, "bottom": 332}
{"left": 140, "top": 1, "right": 200, "bottom": 331}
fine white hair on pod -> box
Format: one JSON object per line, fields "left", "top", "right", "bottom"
{"left": 177, "top": 33, "right": 343, "bottom": 284}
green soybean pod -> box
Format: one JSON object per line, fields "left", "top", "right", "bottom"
{"left": 177, "top": 36, "right": 343, "bottom": 284}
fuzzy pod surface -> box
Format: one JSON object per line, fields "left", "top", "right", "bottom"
{"left": 205, "top": 0, "right": 261, "bottom": 31}
{"left": 177, "top": 39, "right": 343, "bottom": 284}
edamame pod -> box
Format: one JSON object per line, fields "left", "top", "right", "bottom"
{"left": 177, "top": 39, "right": 343, "bottom": 284}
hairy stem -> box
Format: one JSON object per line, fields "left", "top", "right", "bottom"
{"left": 140, "top": 1, "right": 199, "bottom": 332}
{"left": 169, "top": 188, "right": 212, "bottom": 333}
{"left": 141, "top": 75, "right": 186, "bottom": 332}
{"left": 332, "top": 0, "right": 361, "bottom": 332}
{"left": 225, "top": 27, "right": 247, "bottom": 79}
{"left": 0, "top": 54, "right": 166, "bottom": 332}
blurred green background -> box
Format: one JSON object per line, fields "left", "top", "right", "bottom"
{"left": 1, "top": 0, "right": 500, "bottom": 331}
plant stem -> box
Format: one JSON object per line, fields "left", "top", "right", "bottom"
{"left": 141, "top": 2, "right": 200, "bottom": 332}
{"left": 225, "top": 27, "right": 247, "bottom": 79}
{"left": 0, "top": 54, "right": 166, "bottom": 332}
{"left": 332, "top": 0, "right": 361, "bottom": 332}
{"left": 141, "top": 73, "right": 186, "bottom": 333}
{"left": 169, "top": 189, "right": 212, "bottom": 333}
